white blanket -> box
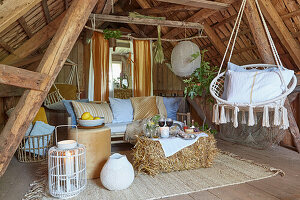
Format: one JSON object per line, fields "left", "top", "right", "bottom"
{"left": 153, "top": 132, "right": 208, "bottom": 157}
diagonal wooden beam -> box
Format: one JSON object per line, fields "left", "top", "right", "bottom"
{"left": 157, "top": 0, "right": 229, "bottom": 10}
{"left": 258, "top": 0, "right": 300, "bottom": 69}
{"left": 64, "top": 0, "right": 69, "bottom": 10}
{"left": 1, "top": 11, "right": 66, "bottom": 65}
{"left": 18, "top": 17, "right": 34, "bottom": 38}
{"left": 203, "top": 23, "right": 226, "bottom": 55}
{"left": 0, "top": 0, "right": 98, "bottom": 177}
{"left": 133, "top": 4, "right": 200, "bottom": 15}
{"left": 42, "top": 0, "right": 52, "bottom": 24}
{"left": 0, "top": 0, "right": 42, "bottom": 34}
{"left": 0, "top": 64, "right": 49, "bottom": 91}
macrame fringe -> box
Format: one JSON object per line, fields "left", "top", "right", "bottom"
{"left": 226, "top": 108, "right": 231, "bottom": 123}
{"left": 248, "top": 106, "right": 255, "bottom": 126}
{"left": 280, "top": 106, "right": 289, "bottom": 130}
{"left": 220, "top": 106, "right": 226, "bottom": 124}
{"left": 241, "top": 111, "right": 246, "bottom": 124}
{"left": 212, "top": 104, "right": 220, "bottom": 124}
{"left": 233, "top": 106, "right": 239, "bottom": 128}
{"left": 262, "top": 106, "right": 270, "bottom": 127}
{"left": 273, "top": 106, "right": 280, "bottom": 126}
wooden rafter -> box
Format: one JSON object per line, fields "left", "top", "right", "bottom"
{"left": 0, "top": 0, "right": 98, "bottom": 177}
{"left": 42, "top": 0, "right": 52, "bottom": 24}
{"left": 157, "top": 0, "right": 229, "bottom": 10}
{"left": 90, "top": 14, "right": 203, "bottom": 29}
{"left": 258, "top": 0, "right": 300, "bottom": 69}
{"left": 0, "top": 39, "right": 15, "bottom": 54}
{"left": 161, "top": 0, "right": 236, "bottom": 39}
{"left": 18, "top": 17, "right": 33, "bottom": 38}
{"left": 0, "top": 0, "right": 42, "bottom": 33}
{"left": 0, "top": 64, "right": 49, "bottom": 91}
{"left": 1, "top": 12, "right": 66, "bottom": 65}
{"left": 64, "top": 0, "right": 69, "bottom": 10}
{"left": 9, "top": 54, "right": 44, "bottom": 68}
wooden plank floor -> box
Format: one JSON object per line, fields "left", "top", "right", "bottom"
{"left": 1, "top": 139, "right": 300, "bottom": 200}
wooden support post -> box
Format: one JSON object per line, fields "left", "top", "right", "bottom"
{"left": 244, "top": 0, "right": 300, "bottom": 152}
{"left": 0, "top": 0, "right": 98, "bottom": 177}
{"left": 42, "top": 0, "right": 52, "bottom": 24}
{"left": 0, "top": 64, "right": 49, "bottom": 90}
{"left": 18, "top": 17, "right": 34, "bottom": 38}
{"left": 244, "top": 0, "right": 274, "bottom": 64}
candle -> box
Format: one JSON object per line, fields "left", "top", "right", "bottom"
{"left": 160, "top": 127, "right": 169, "bottom": 138}
{"left": 65, "top": 151, "right": 74, "bottom": 192}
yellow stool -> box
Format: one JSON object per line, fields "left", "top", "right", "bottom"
{"left": 68, "top": 126, "right": 111, "bottom": 179}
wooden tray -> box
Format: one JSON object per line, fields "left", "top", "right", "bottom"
{"left": 78, "top": 123, "right": 105, "bottom": 129}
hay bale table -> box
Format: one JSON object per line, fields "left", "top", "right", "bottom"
{"left": 132, "top": 134, "right": 218, "bottom": 176}
{"left": 68, "top": 126, "right": 111, "bottom": 179}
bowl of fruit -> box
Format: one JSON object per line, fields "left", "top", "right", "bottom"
{"left": 77, "top": 112, "right": 104, "bottom": 127}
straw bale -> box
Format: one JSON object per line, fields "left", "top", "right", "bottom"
{"left": 132, "top": 133, "right": 218, "bottom": 176}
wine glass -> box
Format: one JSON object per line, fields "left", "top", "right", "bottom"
{"left": 158, "top": 117, "right": 165, "bottom": 127}
{"left": 166, "top": 118, "right": 173, "bottom": 128}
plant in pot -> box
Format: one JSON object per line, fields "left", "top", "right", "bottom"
{"left": 103, "top": 29, "right": 122, "bottom": 51}
{"left": 184, "top": 50, "right": 219, "bottom": 131}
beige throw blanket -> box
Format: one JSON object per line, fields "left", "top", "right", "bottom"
{"left": 124, "top": 118, "right": 149, "bottom": 144}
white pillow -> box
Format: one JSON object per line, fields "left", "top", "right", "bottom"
{"left": 222, "top": 62, "right": 294, "bottom": 100}
{"left": 226, "top": 70, "right": 294, "bottom": 104}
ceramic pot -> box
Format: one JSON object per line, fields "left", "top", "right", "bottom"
{"left": 108, "top": 38, "right": 117, "bottom": 51}
{"left": 100, "top": 153, "right": 134, "bottom": 191}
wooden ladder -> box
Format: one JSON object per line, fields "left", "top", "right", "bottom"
{"left": 0, "top": 0, "right": 98, "bottom": 177}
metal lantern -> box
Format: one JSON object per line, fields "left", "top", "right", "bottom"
{"left": 48, "top": 125, "right": 86, "bottom": 199}
{"left": 171, "top": 41, "right": 201, "bottom": 77}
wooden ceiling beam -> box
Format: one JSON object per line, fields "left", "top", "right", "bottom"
{"left": 0, "top": 64, "right": 49, "bottom": 91}
{"left": 1, "top": 11, "right": 66, "bottom": 65}
{"left": 133, "top": 4, "right": 200, "bottom": 15}
{"left": 90, "top": 14, "right": 203, "bottom": 29}
{"left": 18, "top": 17, "right": 33, "bottom": 38}
{"left": 0, "top": 0, "right": 42, "bottom": 34}
{"left": 162, "top": 0, "right": 236, "bottom": 39}
{"left": 281, "top": 9, "right": 300, "bottom": 20}
{"left": 64, "top": 0, "right": 69, "bottom": 9}
{"left": 258, "top": 0, "right": 300, "bottom": 69}
{"left": 0, "top": 0, "right": 98, "bottom": 177}
{"left": 9, "top": 54, "right": 44, "bottom": 68}
{"left": 0, "top": 39, "right": 15, "bottom": 54}
{"left": 203, "top": 22, "right": 226, "bottom": 55}
{"left": 157, "top": 0, "right": 229, "bottom": 10}
{"left": 42, "top": 0, "right": 52, "bottom": 24}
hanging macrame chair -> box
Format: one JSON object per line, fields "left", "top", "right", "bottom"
{"left": 209, "top": 0, "right": 297, "bottom": 130}
{"left": 44, "top": 59, "right": 81, "bottom": 110}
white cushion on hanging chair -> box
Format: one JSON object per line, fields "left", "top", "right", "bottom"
{"left": 222, "top": 62, "right": 294, "bottom": 100}
{"left": 170, "top": 41, "right": 201, "bottom": 77}
{"left": 225, "top": 69, "right": 294, "bottom": 104}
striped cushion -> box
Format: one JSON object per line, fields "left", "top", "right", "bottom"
{"left": 72, "top": 101, "right": 113, "bottom": 123}
{"left": 130, "top": 96, "right": 159, "bottom": 121}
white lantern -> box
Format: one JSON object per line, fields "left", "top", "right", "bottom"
{"left": 171, "top": 41, "right": 201, "bottom": 77}
{"left": 48, "top": 125, "right": 86, "bottom": 199}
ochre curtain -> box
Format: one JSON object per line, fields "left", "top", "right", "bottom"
{"left": 92, "top": 32, "right": 109, "bottom": 101}
{"left": 133, "top": 40, "right": 152, "bottom": 97}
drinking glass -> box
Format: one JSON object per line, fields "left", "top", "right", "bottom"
{"left": 166, "top": 118, "right": 173, "bottom": 127}
{"left": 158, "top": 117, "right": 165, "bottom": 127}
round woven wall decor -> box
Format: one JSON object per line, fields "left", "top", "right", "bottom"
{"left": 171, "top": 41, "right": 201, "bottom": 77}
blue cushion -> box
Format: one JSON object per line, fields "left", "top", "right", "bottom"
{"left": 63, "top": 99, "right": 89, "bottom": 125}
{"left": 109, "top": 97, "right": 133, "bottom": 123}
{"left": 25, "top": 121, "right": 55, "bottom": 155}
{"left": 163, "top": 97, "right": 182, "bottom": 120}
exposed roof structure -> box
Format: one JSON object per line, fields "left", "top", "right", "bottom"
{"left": 0, "top": 0, "right": 300, "bottom": 71}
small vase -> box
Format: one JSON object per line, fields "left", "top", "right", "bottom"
{"left": 100, "top": 153, "right": 134, "bottom": 191}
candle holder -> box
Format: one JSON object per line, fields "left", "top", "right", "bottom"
{"left": 48, "top": 125, "right": 86, "bottom": 199}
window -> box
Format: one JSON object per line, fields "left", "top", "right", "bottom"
{"left": 112, "top": 62, "right": 122, "bottom": 80}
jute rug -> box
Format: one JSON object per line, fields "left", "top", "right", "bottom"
{"left": 24, "top": 152, "right": 284, "bottom": 200}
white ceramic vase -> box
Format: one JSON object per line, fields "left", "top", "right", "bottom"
{"left": 100, "top": 153, "right": 134, "bottom": 191}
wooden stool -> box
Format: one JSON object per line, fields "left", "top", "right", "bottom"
{"left": 68, "top": 126, "right": 111, "bottom": 179}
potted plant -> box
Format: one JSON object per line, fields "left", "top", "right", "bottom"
{"left": 103, "top": 29, "right": 122, "bottom": 50}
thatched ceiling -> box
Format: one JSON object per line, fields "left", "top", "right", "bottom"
{"left": 0, "top": 0, "right": 299, "bottom": 71}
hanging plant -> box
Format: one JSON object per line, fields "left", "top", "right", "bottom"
{"left": 183, "top": 50, "right": 218, "bottom": 101}
{"left": 103, "top": 29, "right": 122, "bottom": 40}
{"left": 153, "top": 25, "right": 164, "bottom": 64}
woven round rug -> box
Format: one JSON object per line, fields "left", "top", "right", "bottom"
{"left": 24, "top": 151, "right": 284, "bottom": 200}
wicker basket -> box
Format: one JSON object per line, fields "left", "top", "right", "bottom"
{"left": 16, "top": 132, "right": 54, "bottom": 162}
